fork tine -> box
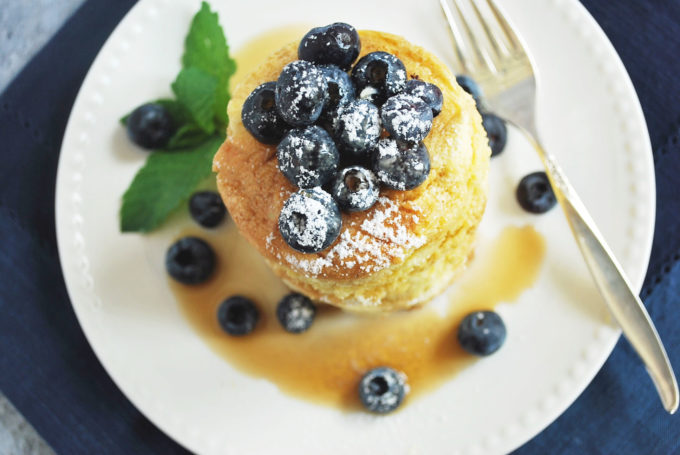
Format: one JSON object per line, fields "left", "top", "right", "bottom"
{"left": 484, "top": 0, "right": 522, "bottom": 52}
{"left": 451, "top": 0, "right": 497, "bottom": 74}
{"left": 469, "top": 0, "right": 511, "bottom": 57}
{"left": 439, "top": 0, "right": 474, "bottom": 75}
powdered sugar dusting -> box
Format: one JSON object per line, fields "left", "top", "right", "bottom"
{"left": 266, "top": 232, "right": 276, "bottom": 248}
{"left": 273, "top": 196, "right": 425, "bottom": 277}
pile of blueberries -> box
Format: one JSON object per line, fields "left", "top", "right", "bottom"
{"left": 241, "top": 22, "right": 444, "bottom": 255}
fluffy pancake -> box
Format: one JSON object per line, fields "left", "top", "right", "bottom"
{"left": 213, "top": 30, "right": 490, "bottom": 312}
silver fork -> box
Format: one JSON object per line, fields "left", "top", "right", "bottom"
{"left": 440, "top": 0, "right": 678, "bottom": 413}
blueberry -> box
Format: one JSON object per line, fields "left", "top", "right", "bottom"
{"left": 276, "top": 61, "right": 328, "bottom": 127}
{"left": 456, "top": 74, "right": 483, "bottom": 106}
{"left": 352, "top": 52, "right": 407, "bottom": 106}
{"left": 516, "top": 171, "right": 557, "bottom": 214}
{"left": 189, "top": 191, "right": 227, "bottom": 228}
{"left": 315, "top": 66, "right": 355, "bottom": 138}
{"left": 217, "top": 296, "right": 259, "bottom": 336}
{"left": 277, "top": 126, "right": 339, "bottom": 188}
{"left": 358, "top": 367, "right": 407, "bottom": 414}
{"left": 241, "top": 82, "right": 289, "bottom": 144}
{"left": 316, "top": 103, "right": 344, "bottom": 139}
{"left": 276, "top": 293, "right": 316, "bottom": 333}
{"left": 298, "top": 23, "right": 361, "bottom": 71}
{"left": 481, "top": 112, "right": 507, "bottom": 157}
{"left": 319, "top": 64, "right": 355, "bottom": 114}
{"left": 335, "top": 99, "right": 381, "bottom": 158}
{"left": 372, "top": 139, "right": 430, "bottom": 191}
{"left": 330, "top": 166, "right": 379, "bottom": 212}
{"left": 126, "top": 103, "right": 175, "bottom": 149}
{"left": 403, "top": 79, "right": 443, "bottom": 116}
{"left": 381, "top": 93, "right": 433, "bottom": 143}
{"left": 165, "top": 237, "right": 215, "bottom": 285}
{"left": 457, "top": 310, "right": 507, "bottom": 356}
{"left": 278, "top": 187, "right": 342, "bottom": 253}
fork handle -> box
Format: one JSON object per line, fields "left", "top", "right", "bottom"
{"left": 521, "top": 129, "right": 679, "bottom": 414}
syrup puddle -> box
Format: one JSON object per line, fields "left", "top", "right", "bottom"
{"left": 170, "top": 224, "right": 545, "bottom": 410}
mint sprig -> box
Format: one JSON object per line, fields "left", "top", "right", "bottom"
{"left": 119, "top": 2, "right": 235, "bottom": 232}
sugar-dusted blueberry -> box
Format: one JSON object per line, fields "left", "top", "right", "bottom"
{"left": 516, "top": 171, "right": 557, "bottom": 214}
{"left": 381, "top": 93, "right": 433, "bottom": 143}
{"left": 298, "top": 23, "right": 361, "bottom": 71}
{"left": 457, "top": 310, "right": 507, "bottom": 356}
{"left": 372, "top": 138, "right": 430, "bottom": 191}
{"left": 217, "top": 296, "right": 259, "bottom": 336}
{"left": 481, "top": 112, "right": 507, "bottom": 157}
{"left": 277, "top": 126, "right": 339, "bottom": 189}
{"left": 189, "top": 191, "right": 227, "bottom": 228}
{"left": 241, "top": 82, "right": 289, "bottom": 144}
{"left": 276, "top": 60, "right": 328, "bottom": 127}
{"left": 165, "top": 237, "right": 215, "bottom": 285}
{"left": 317, "top": 65, "right": 355, "bottom": 137}
{"left": 335, "top": 99, "right": 381, "bottom": 158}
{"left": 404, "top": 79, "right": 444, "bottom": 116}
{"left": 456, "top": 74, "right": 483, "bottom": 106}
{"left": 319, "top": 64, "right": 355, "bottom": 113}
{"left": 278, "top": 187, "right": 342, "bottom": 253}
{"left": 330, "top": 166, "right": 379, "bottom": 212}
{"left": 317, "top": 103, "right": 344, "bottom": 139}
{"left": 352, "top": 52, "right": 407, "bottom": 106}
{"left": 358, "top": 367, "right": 408, "bottom": 414}
{"left": 276, "top": 293, "right": 317, "bottom": 334}
{"left": 126, "top": 103, "right": 175, "bottom": 149}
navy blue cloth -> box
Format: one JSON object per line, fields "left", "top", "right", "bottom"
{"left": 0, "top": 1, "right": 677, "bottom": 454}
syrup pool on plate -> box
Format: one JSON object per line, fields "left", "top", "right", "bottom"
{"left": 170, "top": 222, "right": 545, "bottom": 410}
{"left": 169, "top": 27, "right": 547, "bottom": 410}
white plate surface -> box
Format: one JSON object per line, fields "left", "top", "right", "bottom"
{"left": 55, "top": 0, "right": 655, "bottom": 453}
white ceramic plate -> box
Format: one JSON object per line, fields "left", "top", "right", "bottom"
{"left": 55, "top": 0, "right": 655, "bottom": 453}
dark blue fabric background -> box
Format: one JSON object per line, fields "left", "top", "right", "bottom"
{"left": 0, "top": 1, "right": 678, "bottom": 453}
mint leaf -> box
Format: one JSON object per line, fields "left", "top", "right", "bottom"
{"left": 120, "top": 135, "right": 224, "bottom": 232}
{"left": 171, "top": 67, "right": 218, "bottom": 134}
{"left": 154, "top": 98, "right": 193, "bottom": 125}
{"left": 182, "top": 2, "right": 231, "bottom": 71}
{"left": 213, "top": 79, "right": 232, "bottom": 127}
{"left": 166, "top": 123, "right": 211, "bottom": 149}
{"left": 182, "top": 1, "right": 236, "bottom": 126}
